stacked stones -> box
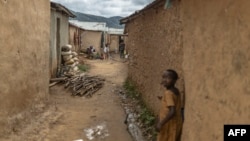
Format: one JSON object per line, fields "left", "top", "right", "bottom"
{"left": 61, "top": 45, "right": 79, "bottom": 75}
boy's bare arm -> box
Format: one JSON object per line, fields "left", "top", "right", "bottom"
{"left": 156, "top": 106, "right": 175, "bottom": 132}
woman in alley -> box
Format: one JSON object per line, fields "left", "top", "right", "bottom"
{"left": 156, "top": 69, "right": 182, "bottom": 141}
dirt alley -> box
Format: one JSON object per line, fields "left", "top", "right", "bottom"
{"left": 17, "top": 55, "right": 131, "bottom": 141}
{"left": 44, "top": 55, "right": 133, "bottom": 141}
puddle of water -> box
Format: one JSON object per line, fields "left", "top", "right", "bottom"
{"left": 84, "top": 122, "right": 109, "bottom": 140}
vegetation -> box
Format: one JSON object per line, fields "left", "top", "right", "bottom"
{"left": 78, "top": 64, "right": 89, "bottom": 72}
{"left": 123, "top": 79, "right": 157, "bottom": 140}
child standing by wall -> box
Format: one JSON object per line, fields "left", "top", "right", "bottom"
{"left": 156, "top": 69, "right": 182, "bottom": 141}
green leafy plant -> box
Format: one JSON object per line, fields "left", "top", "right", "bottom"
{"left": 78, "top": 64, "right": 89, "bottom": 72}
{"left": 124, "top": 80, "right": 141, "bottom": 98}
{"left": 123, "top": 79, "right": 157, "bottom": 140}
{"left": 140, "top": 107, "right": 155, "bottom": 126}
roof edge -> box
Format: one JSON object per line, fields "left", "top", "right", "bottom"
{"left": 120, "top": 0, "right": 163, "bottom": 24}
{"left": 51, "top": 1, "right": 76, "bottom": 18}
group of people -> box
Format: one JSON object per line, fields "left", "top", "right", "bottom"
{"left": 86, "top": 46, "right": 96, "bottom": 59}
{"left": 85, "top": 41, "right": 126, "bottom": 60}
{"left": 86, "top": 41, "right": 125, "bottom": 60}
{"left": 103, "top": 41, "right": 126, "bottom": 59}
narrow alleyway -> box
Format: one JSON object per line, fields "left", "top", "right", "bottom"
{"left": 44, "top": 55, "right": 132, "bottom": 141}
{"left": 5, "top": 55, "right": 132, "bottom": 141}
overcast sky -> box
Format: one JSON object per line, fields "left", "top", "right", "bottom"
{"left": 51, "top": 0, "right": 154, "bottom": 17}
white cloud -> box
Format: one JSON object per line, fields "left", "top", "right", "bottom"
{"left": 51, "top": 0, "right": 153, "bottom": 17}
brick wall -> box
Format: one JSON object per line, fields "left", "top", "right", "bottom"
{"left": 125, "top": 0, "right": 183, "bottom": 113}
{"left": 81, "top": 30, "right": 102, "bottom": 54}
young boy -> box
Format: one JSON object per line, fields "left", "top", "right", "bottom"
{"left": 156, "top": 69, "right": 182, "bottom": 141}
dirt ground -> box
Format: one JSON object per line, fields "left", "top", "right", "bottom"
{"left": 5, "top": 55, "right": 132, "bottom": 141}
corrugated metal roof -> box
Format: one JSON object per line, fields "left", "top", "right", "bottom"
{"left": 107, "top": 28, "right": 124, "bottom": 35}
{"left": 69, "top": 20, "right": 124, "bottom": 34}
{"left": 69, "top": 20, "right": 106, "bottom": 31}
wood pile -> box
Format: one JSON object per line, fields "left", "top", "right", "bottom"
{"left": 50, "top": 74, "right": 105, "bottom": 97}
{"left": 64, "top": 74, "right": 105, "bottom": 97}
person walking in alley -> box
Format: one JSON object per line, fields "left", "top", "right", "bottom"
{"left": 119, "top": 41, "right": 125, "bottom": 58}
{"left": 156, "top": 69, "right": 182, "bottom": 141}
{"left": 103, "top": 43, "right": 110, "bottom": 60}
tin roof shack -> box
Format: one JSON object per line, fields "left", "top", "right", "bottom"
{"left": 107, "top": 34, "right": 120, "bottom": 52}
{"left": 181, "top": 1, "right": 250, "bottom": 141}
{"left": 106, "top": 28, "right": 125, "bottom": 52}
{"left": 0, "top": 0, "right": 50, "bottom": 138}
{"left": 50, "top": 2, "right": 75, "bottom": 77}
{"left": 69, "top": 21, "right": 106, "bottom": 54}
{"left": 81, "top": 30, "right": 103, "bottom": 54}
{"left": 69, "top": 23, "right": 84, "bottom": 53}
{"left": 120, "top": 0, "right": 183, "bottom": 113}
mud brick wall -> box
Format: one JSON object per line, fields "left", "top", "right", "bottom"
{"left": 125, "top": 1, "right": 183, "bottom": 113}
{"left": 69, "top": 25, "right": 78, "bottom": 52}
{"left": 109, "top": 34, "right": 119, "bottom": 52}
{"left": 0, "top": 0, "right": 50, "bottom": 137}
{"left": 81, "top": 30, "right": 102, "bottom": 54}
{"left": 181, "top": 0, "right": 250, "bottom": 140}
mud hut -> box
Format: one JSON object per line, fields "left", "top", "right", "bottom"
{"left": 50, "top": 1, "right": 76, "bottom": 77}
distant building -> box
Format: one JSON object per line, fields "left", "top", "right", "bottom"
{"left": 50, "top": 1, "right": 76, "bottom": 77}
{"left": 70, "top": 20, "right": 107, "bottom": 31}
{"left": 69, "top": 20, "right": 125, "bottom": 53}
{"left": 106, "top": 28, "right": 126, "bottom": 52}
{"left": 69, "top": 22, "right": 84, "bottom": 53}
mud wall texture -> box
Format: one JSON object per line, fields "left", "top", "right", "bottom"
{"left": 181, "top": 0, "right": 250, "bottom": 141}
{"left": 69, "top": 25, "right": 78, "bottom": 52}
{"left": 125, "top": 1, "right": 183, "bottom": 113}
{"left": 50, "top": 9, "right": 69, "bottom": 77}
{"left": 81, "top": 30, "right": 102, "bottom": 54}
{"left": 69, "top": 25, "right": 82, "bottom": 52}
{"left": 109, "top": 35, "right": 119, "bottom": 52}
{"left": 0, "top": 0, "right": 50, "bottom": 137}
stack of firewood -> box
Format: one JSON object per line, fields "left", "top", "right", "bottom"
{"left": 64, "top": 74, "right": 105, "bottom": 97}
{"left": 61, "top": 45, "right": 80, "bottom": 75}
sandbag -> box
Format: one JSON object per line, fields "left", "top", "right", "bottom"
{"left": 73, "top": 66, "right": 79, "bottom": 71}
{"left": 63, "top": 55, "right": 73, "bottom": 61}
{"left": 61, "top": 47, "right": 70, "bottom": 52}
{"left": 72, "top": 52, "right": 78, "bottom": 57}
{"left": 62, "top": 44, "right": 72, "bottom": 49}
{"left": 67, "top": 62, "right": 76, "bottom": 68}
{"left": 61, "top": 45, "right": 72, "bottom": 52}
{"left": 61, "top": 50, "right": 72, "bottom": 56}
{"left": 73, "top": 57, "right": 79, "bottom": 61}
{"left": 65, "top": 59, "right": 74, "bottom": 65}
